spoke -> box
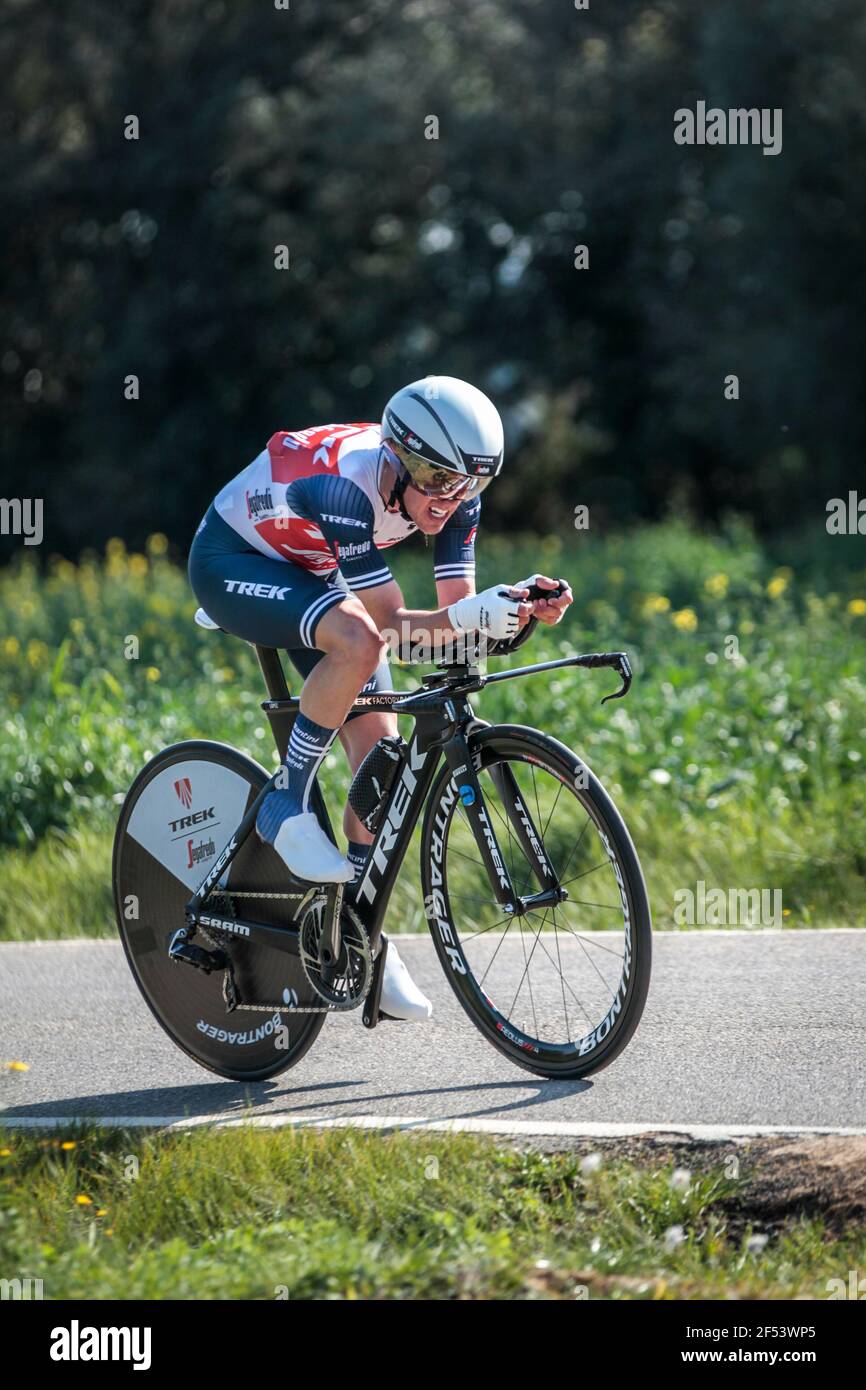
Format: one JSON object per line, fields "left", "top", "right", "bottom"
{"left": 555, "top": 897, "right": 622, "bottom": 912}
{"left": 550, "top": 905, "right": 622, "bottom": 1000}
{"left": 553, "top": 916, "right": 571, "bottom": 1041}
{"left": 507, "top": 909, "right": 547, "bottom": 1022}
{"left": 558, "top": 862, "right": 611, "bottom": 889}
{"left": 476, "top": 916, "right": 515, "bottom": 987}
{"left": 455, "top": 913, "right": 517, "bottom": 944}
{"left": 446, "top": 841, "right": 492, "bottom": 869}
{"left": 522, "top": 895, "right": 627, "bottom": 955}
{"left": 554, "top": 808, "right": 593, "bottom": 885}
{"left": 541, "top": 777, "right": 564, "bottom": 845}
{"left": 527, "top": 927, "right": 597, "bottom": 1024}
{"left": 445, "top": 889, "right": 505, "bottom": 909}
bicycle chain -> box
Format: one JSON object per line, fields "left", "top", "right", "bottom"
{"left": 198, "top": 890, "right": 372, "bottom": 1016}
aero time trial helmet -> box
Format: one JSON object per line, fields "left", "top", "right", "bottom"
{"left": 380, "top": 376, "right": 504, "bottom": 499}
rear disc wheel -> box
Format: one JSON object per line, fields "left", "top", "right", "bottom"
{"left": 113, "top": 740, "right": 326, "bottom": 1081}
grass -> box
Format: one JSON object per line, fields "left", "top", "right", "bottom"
{"left": 1, "top": 518, "right": 865, "bottom": 937}
{"left": 0, "top": 1124, "right": 861, "bottom": 1300}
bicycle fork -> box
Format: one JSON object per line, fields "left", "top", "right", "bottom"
{"left": 442, "top": 734, "right": 568, "bottom": 917}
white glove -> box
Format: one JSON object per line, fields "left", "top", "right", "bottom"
{"left": 448, "top": 584, "right": 524, "bottom": 640}
{"left": 514, "top": 575, "right": 570, "bottom": 602}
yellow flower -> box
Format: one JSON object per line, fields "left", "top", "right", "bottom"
{"left": 105, "top": 1228, "right": 115, "bottom": 1236}
{"left": 61, "top": 1141, "right": 76, "bottom": 1151}
{"left": 848, "top": 598, "right": 866, "bottom": 617}
{"left": 147, "top": 532, "right": 169, "bottom": 556}
{"left": 145, "top": 666, "right": 161, "bottom": 682}
{"left": 147, "top": 594, "right": 175, "bottom": 618}
{"left": 106, "top": 537, "right": 126, "bottom": 558}
{"left": 704, "top": 573, "right": 729, "bottom": 599}
{"left": 0, "top": 1148, "right": 11, "bottom": 1157}
{"left": 26, "top": 639, "right": 49, "bottom": 668}
{"left": 767, "top": 575, "right": 788, "bottom": 599}
{"left": 2, "top": 636, "right": 20, "bottom": 657}
{"left": 96, "top": 1208, "right": 108, "bottom": 1217}
{"left": 75, "top": 1194, "right": 93, "bottom": 1206}
{"left": 128, "top": 553, "right": 148, "bottom": 577}
{"left": 671, "top": 607, "right": 698, "bottom": 632}
{"left": 5, "top": 1060, "right": 29, "bottom": 1072}
{"left": 50, "top": 557, "right": 77, "bottom": 583}
{"left": 642, "top": 594, "right": 671, "bottom": 616}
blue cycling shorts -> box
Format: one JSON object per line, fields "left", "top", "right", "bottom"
{"left": 188, "top": 506, "right": 391, "bottom": 711}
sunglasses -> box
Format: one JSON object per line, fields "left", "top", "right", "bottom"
{"left": 382, "top": 440, "right": 492, "bottom": 499}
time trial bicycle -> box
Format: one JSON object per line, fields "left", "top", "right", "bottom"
{"left": 113, "top": 585, "right": 651, "bottom": 1082}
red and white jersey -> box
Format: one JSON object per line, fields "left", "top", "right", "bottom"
{"left": 212, "top": 423, "right": 416, "bottom": 575}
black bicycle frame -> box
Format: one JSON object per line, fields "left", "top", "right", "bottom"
{"left": 183, "top": 643, "right": 631, "bottom": 963}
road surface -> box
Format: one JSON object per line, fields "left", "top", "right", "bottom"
{"left": 1, "top": 931, "right": 864, "bottom": 1138}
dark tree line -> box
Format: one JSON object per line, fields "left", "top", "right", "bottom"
{"left": 1, "top": 0, "right": 864, "bottom": 557}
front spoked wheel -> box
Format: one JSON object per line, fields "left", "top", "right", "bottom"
{"left": 421, "top": 726, "right": 651, "bottom": 1079}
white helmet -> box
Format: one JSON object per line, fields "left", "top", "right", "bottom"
{"left": 380, "top": 375, "right": 504, "bottom": 499}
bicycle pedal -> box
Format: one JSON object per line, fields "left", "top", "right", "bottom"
{"left": 169, "top": 937, "right": 227, "bottom": 973}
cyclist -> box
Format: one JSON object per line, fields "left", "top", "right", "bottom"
{"left": 189, "top": 375, "right": 573, "bottom": 1019}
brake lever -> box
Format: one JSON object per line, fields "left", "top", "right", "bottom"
{"left": 600, "top": 653, "right": 633, "bottom": 704}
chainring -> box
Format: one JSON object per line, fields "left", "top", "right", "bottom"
{"left": 298, "top": 892, "right": 373, "bottom": 1011}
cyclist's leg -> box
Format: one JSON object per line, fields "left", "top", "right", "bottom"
{"left": 189, "top": 508, "right": 384, "bottom": 881}
{"left": 288, "top": 647, "right": 398, "bottom": 847}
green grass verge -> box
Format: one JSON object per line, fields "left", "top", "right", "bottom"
{"left": 1, "top": 1125, "right": 860, "bottom": 1300}
{"left": 1, "top": 518, "right": 865, "bottom": 937}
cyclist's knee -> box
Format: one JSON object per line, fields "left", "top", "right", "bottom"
{"left": 318, "top": 602, "right": 385, "bottom": 676}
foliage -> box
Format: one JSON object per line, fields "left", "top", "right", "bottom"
{"left": 2, "top": 0, "right": 865, "bottom": 555}
{"left": 0, "top": 525, "right": 864, "bottom": 933}
{"left": 1, "top": 1124, "right": 861, "bottom": 1299}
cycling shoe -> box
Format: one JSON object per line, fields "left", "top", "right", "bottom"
{"left": 258, "top": 807, "right": 354, "bottom": 884}
{"left": 379, "top": 940, "right": 433, "bottom": 1021}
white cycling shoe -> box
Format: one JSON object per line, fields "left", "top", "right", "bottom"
{"left": 262, "top": 810, "right": 354, "bottom": 884}
{"left": 379, "top": 940, "right": 433, "bottom": 1022}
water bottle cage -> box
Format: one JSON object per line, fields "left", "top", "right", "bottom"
{"left": 347, "top": 736, "right": 407, "bottom": 833}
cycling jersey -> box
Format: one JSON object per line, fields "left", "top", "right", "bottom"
{"left": 212, "top": 422, "right": 480, "bottom": 593}
{"left": 189, "top": 422, "right": 481, "bottom": 704}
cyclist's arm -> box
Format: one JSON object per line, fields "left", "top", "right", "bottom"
{"left": 286, "top": 474, "right": 474, "bottom": 644}
{"left": 436, "top": 575, "right": 475, "bottom": 609}
{"left": 433, "top": 494, "right": 479, "bottom": 609}
{"left": 357, "top": 578, "right": 464, "bottom": 649}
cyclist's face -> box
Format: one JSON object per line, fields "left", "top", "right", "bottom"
{"left": 402, "top": 481, "right": 466, "bottom": 533}
{"left": 380, "top": 451, "right": 469, "bottom": 533}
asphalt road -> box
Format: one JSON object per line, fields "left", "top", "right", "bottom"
{"left": 1, "top": 931, "right": 864, "bottom": 1137}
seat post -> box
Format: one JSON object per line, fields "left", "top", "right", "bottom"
{"left": 254, "top": 645, "right": 296, "bottom": 761}
{"left": 254, "top": 644, "right": 292, "bottom": 702}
